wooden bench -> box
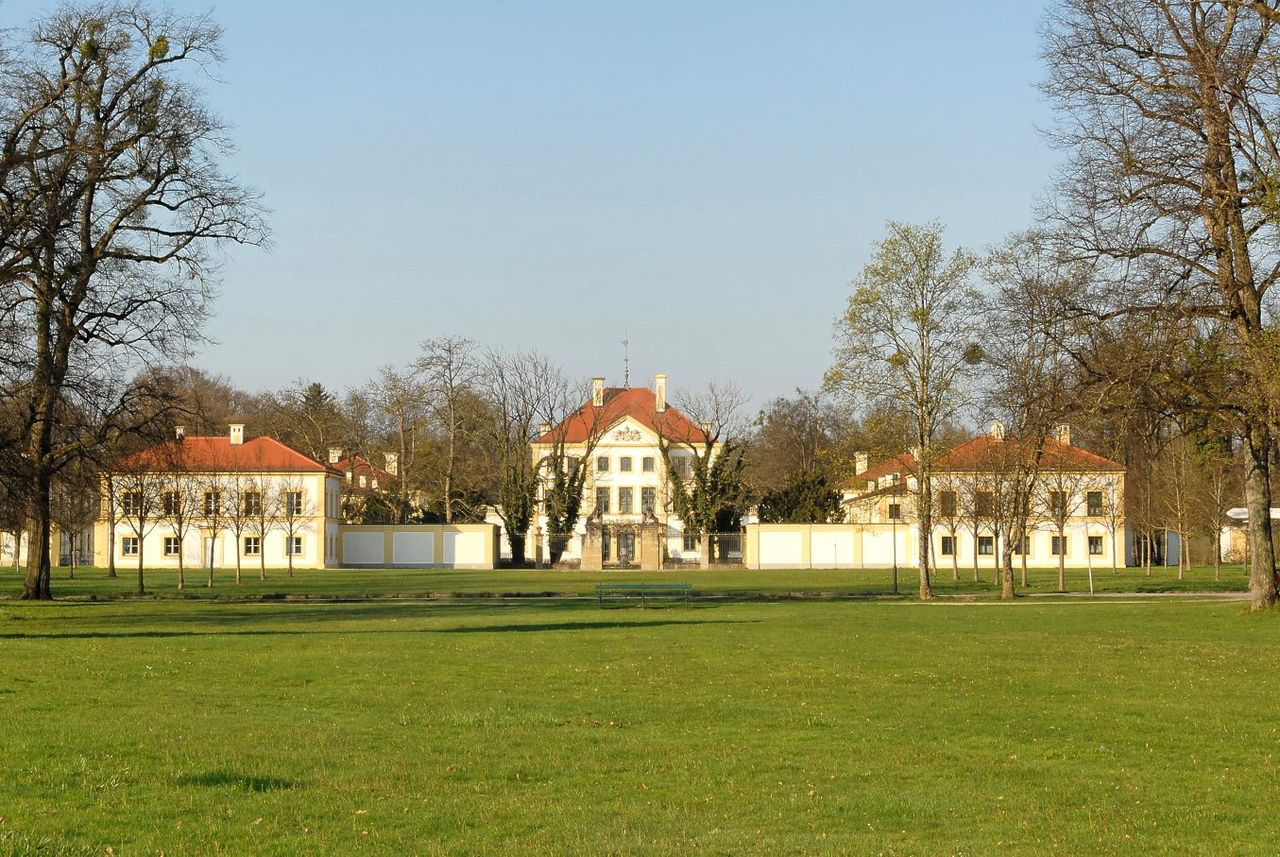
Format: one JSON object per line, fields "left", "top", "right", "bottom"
{"left": 596, "top": 582, "right": 692, "bottom": 607}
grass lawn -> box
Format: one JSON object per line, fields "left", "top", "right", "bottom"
{"left": 0, "top": 563, "right": 1252, "bottom": 602}
{"left": 1, "top": 597, "right": 1277, "bottom": 854}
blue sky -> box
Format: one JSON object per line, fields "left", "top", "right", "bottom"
{"left": 7, "top": 1, "right": 1056, "bottom": 404}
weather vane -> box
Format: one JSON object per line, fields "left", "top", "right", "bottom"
{"left": 623, "top": 329, "right": 630, "bottom": 387}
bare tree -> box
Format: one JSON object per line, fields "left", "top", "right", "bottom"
{"left": 49, "top": 461, "right": 98, "bottom": 578}
{"left": 541, "top": 380, "right": 619, "bottom": 565}
{"left": 159, "top": 453, "right": 200, "bottom": 592}
{"left": 222, "top": 468, "right": 254, "bottom": 585}
{"left": 245, "top": 472, "right": 278, "bottom": 581}
{"left": 828, "top": 221, "right": 982, "bottom": 600}
{"left": 417, "top": 337, "right": 481, "bottom": 524}
{"left": 278, "top": 476, "right": 311, "bottom": 578}
{"left": 1042, "top": 0, "right": 1280, "bottom": 609}
{"left": 933, "top": 474, "right": 964, "bottom": 582}
{"left": 482, "top": 350, "right": 573, "bottom": 566}
{"left": 659, "top": 382, "right": 750, "bottom": 569}
{"left": 199, "top": 473, "right": 227, "bottom": 587}
{"left": 0, "top": 4, "right": 267, "bottom": 599}
{"left": 115, "top": 464, "right": 163, "bottom": 595}
{"left": 1037, "top": 468, "right": 1090, "bottom": 593}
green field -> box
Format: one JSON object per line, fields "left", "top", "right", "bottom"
{"left": 1, "top": 590, "right": 1277, "bottom": 854}
{"left": 0, "top": 562, "right": 1252, "bottom": 603}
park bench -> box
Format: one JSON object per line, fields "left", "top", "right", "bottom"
{"left": 596, "top": 582, "right": 692, "bottom": 607}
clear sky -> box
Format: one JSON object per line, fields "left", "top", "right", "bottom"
{"left": 6, "top": 0, "right": 1056, "bottom": 405}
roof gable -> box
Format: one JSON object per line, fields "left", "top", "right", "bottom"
{"left": 535, "top": 387, "right": 708, "bottom": 446}
{"left": 119, "top": 435, "right": 333, "bottom": 473}
{"left": 935, "top": 435, "right": 1124, "bottom": 472}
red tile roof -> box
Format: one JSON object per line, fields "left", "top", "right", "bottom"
{"left": 120, "top": 436, "right": 334, "bottom": 473}
{"left": 535, "top": 387, "right": 708, "bottom": 445}
{"left": 844, "top": 435, "right": 1123, "bottom": 493}
{"left": 851, "top": 452, "right": 917, "bottom": 485}
{"left": 935, "top": 435, "right": 1124, "bottom": 472}
{"left": 335, "top": 454, "right": 396, "bottom": 489}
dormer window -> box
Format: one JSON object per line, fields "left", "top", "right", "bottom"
{"left": 359, "top": 475, "right": 367, "bottom": 488}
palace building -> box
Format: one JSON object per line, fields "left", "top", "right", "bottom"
{"left": 511, "top": 372, "right": 722, "bottom": 568}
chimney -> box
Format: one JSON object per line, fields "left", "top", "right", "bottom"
{"left": 654, "top": 373, "right": 667, "bottom": 413}
{"left": 539, "top": 422, "right": 551, "bottom": 436}
{"left": 384, "top": 452, "right": 399, "bottom": 476}
{"left": 990, "top": 421, "right": 1005, "bottom": 441}
{"left": 328, "top": 447, "right": 342, "bottom": 464}
{"left": 174, "top": 425, "right": 186, "bottom": 440}
{"left": 592, "top": 376, "right": 605, "bottom": 407}
{"left": 700, "top": 422, "right": 713, "bottom": 437}
{"left": 1055, "top": 423, "right": 1071, "bottom": 446}
{"left": 229, "top": 424, "right": 245, "bottom": 446}
{"left": 854, "top": 452, "right": 869, "bottom": 475}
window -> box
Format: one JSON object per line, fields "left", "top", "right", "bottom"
{"left": 162, "top": 491, "right": 179, "bottom": 516}
{"left": 243, "top": 492, "right": 262, "bottom": 516}
{"left": 1087, "top": 491, "right": 1104, "bottom": 516}
{"left": 671, "top": 456, "right": 693, "bottom": 478}
{"left": 1049, "top": 491, "right": 1067, "bottom": 517}
{"left": 595, "top": 487, "right": 610, "bottom": 515}
{"left": 978, "top": 536, "right": 995, "bottom": 556}
{"left": 287, "top": 536, "right": 303, "bottom": 556}
{"left": 358, "top": 475, "right": 367, "bottom": 488}
{"left": 203, "top": 491, "right": 221, "bottom": 516}
{"left": 941, "top": 536, "right": 955, "bottom": 556}
{"left": 939, "top": 491, "right": 956, "bottom": 518}
{"left": 566, "top": 456, "right": 581, "bottom": 476}
{"left": 975, "top": 492, "right": 994, "bottom": 517}
{"left": 619, "top": 487, "right": 634, "bottom": 514}
{"left": 286, "top": 491, "right": 304, "bottom": 516}
{"left": 243, "top": 536, "right": 260, "bottom": 556}
{"left": 1089, "top": 535, "right": 1103, "bottom": 555}
{"left": 1051, "top": 536, "right": 1068, "bottom": 556}
{"left": 641, "top": 487, "right": 656, "bottom": 515}
{"left": 596, "top": 456, "right": 610, "bottom": 472}
{"left": 1013, "top": 533, "right": 1029, "bottom": 556}
{"left": 887, "top": 503, "right": 902, "bottom": 520}
{"left": 683, "top": 533, "right": 700, "bottom": 552}
{"left": 620, "top": 457, "right": 632, "bottom": 472}
{"left": 164, "top": 536, "right": 180, "bottom": 556}
{"left": 601, "top": 530, "right": 612, "bottom": 562}
{"left": 121, "top": 536, "right": 138, "bottom": 556}
{"left": 642, "top": 456, "right": 655, "bottom": 472}
{"left": 121, "top": 491, "right": 141, "bottom": 516}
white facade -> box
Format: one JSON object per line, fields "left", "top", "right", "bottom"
{"left": 96, "top": 471, "right": 342, "bottom": 571}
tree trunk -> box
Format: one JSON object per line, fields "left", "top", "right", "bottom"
{"left": 950, "top": 535, "right": 958, "bottom": 582}
{"left": 107, "top": 474, "right": 117, "bottom": 578}
{"left": 21, "top": 474, "right": 53, "bottom": 600}
{"left": 207, "top": 536, "right": 215, "bottom": 587}
{"left": 235, "top": 549, "right": 242, "bottom": 585}
{"left": 972, "top": 532, "right": 979, "bottom": 583}
{"left": 137, "top": 544, "right": 145, "bottom": 595}
{"left": 509, "top": 532, "right": 527, "bottom": 569}
{"left": 1000, "top": 547, "right": 1015, "bottom": 600}
{"left": 1020, "top": 550, "right": 1028, "bottom": 588}
{"left": 1243, "top": 428, "right": 1278, "bottom": 610}
{"left": 176, "top": 545, "right": 185, "bottom": 591}
{"left": 1057, "top": 528, "right": 1066, "bottom": 592}
{"left": 917, "top": 495, "right": 933, "bottom": 601}
{"left": 259, "top": 550, "right": 265, "bottom": 581}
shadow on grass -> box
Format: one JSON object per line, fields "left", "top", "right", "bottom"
{"left": 0, "top": 614, "right": 755, "bottom": 639}
{"left": 438, "top": 619, "right": 757, "bottom": 633}
{"left": 176, "top": 771, "right": 299, "bottom": 792}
